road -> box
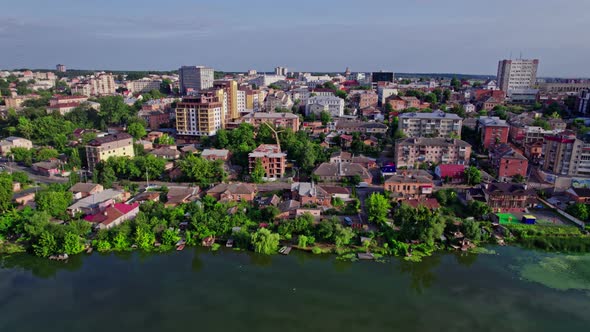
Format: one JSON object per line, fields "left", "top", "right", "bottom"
{"left": 355, "top": 186, "right": 384, "bottom": 225}
{"left": 1, "top": 162, "right": 68, "bottom": 184}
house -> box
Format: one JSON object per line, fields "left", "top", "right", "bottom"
{"left": 67, "top": 189, "right": 126, "bottom": 216}
{"left": 12, "top": 188, "right": 36, "bottom": 207}
{"left": 481, "top": 183, "right": 535, "bottom": 213}
{"left": 136, "top": 140, "right": 154, "bottom": 151}
{"left": 404, "top": 198, "right": 440, "bottom": 210}
{"left": 207, "top": 183, "right": 257, "bottom": 202}
{"left": 313, "top": 162, "right": 372, "bottom": 183}
{"left": 351, "top": 155, "right": 378, "bottom": 169}
{"left": 147, "top": 131, "right": 164, "bottom": 142}
{"left": 256, "top": 194, "right": 281, "bottom": 207}
{"left": 84, "top": 202, "right": 140, "bottom": 230}
{"left": 386, "top": 95, "right": 421, "bottom": 111}
{"left": 566, "top": 187, "right": 590, "bottom": 203}
{"left": 32, "top": 160, "right": 62, "bottom": 177}
{"left": 133, "top": 191, "right": 161, "bottom": 204}
{"left": 180, "top": 144, "right": 198, "bottom": 155}
{"left": 384, "top": 170, "right": 434, "bottom": 200}
{"left": 166, "top": 186, "right": 199, "bottom": 207}
{"left": 277, "top": 199, "right": 301, "bottom": 218}
{"left": 319, "top": 185, "right": 351, "bottom": 200}
{"left": 291, "top": 182, "right": 331, "bottom": 207}
{"left": 0, "top": 136, "right": 33, "bottom": 156}
{"left": 329, "top": 151, "right": 352, "bottom": 163}
{"left": 435, "top": 164, "right": 466, "bottom": 183}
{"left": 69, "top": 182, "right": 104, "bottom": 200}
{"left": 201, "top": 149, "right": 230, "bottom": 161}
{"left": 150, "top": 146, "right": 181, "bottom": 160}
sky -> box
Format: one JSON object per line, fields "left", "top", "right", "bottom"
{"left": 1, "top": 0, "right": 589, "bottom": 77}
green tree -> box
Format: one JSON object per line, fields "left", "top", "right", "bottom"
{"left": 251, "top": 159, "right": 266, "bottom": 183}
{"left": 162, "top": 228, "right": 181, "bottom": 246}
{"left": 366, "top": 193, "right": 390, "bottom": 224}
{"left": 62, "top": 232, "right": 85, "bottom": 255}
{"left": 320, "top": 111, "right": 332, "bottom": 125}
{"left": 127, "top": 122, "right": 147, "bottom": 140}
{"left": 0, "top": 173, "right": 13, "bottom": 212}
{"left": 468, "top": 200, "right": 491, "bottom": 219}
{"left": 251, "top": 228, "right": 279, "bottom": 254}
{"left": 155, "top": 134, "right": 175, "bottom": 146}
{"left": 177, "top": 154, "right": 226, "bottom": 186}
{"left": 566, "top": 203, "right": 589, "bottom": 221}
{"left": 334, "top": 226, "right": 355, "bottom": 247}
{"left": 36, "top": 147, "right": 59, "bottom": 161}
{"left": 10, "top": 147, "right": 33, "bottom": 165}
{"left": 394, "top": 204, "right": 445, "bottom": 247}
{"left": 35, "top": 190, "right": 72, "bottom": 217}
{"left": 33, "top": 231, "right": 58, "bottom": 257}
{"left": 298, "top": 235, "right": 309, "bottom": 248}
{"left": 464, "top": 166, "right": 482, "bottom": 185}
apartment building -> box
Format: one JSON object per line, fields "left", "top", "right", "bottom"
{"left": 497, "top": 59, "right": 539, "bottom": 94}
{"left": 384, "top": 170, "right": 434, "bottom": 200}
{"left": 394, "top": 137, "right": 471, "bottom": 168}
{"left": 275, "top": 66, "right": 288, "bottom": 76}
{"left": 86, "top": 133, "right": 135, "bottom": 171}
{"left": 387, "top": 95, "right": 421, "bottom": 111}
{"left": 126, "top": 79, "right": 162, "bottom": 93}
{"left": 47, "top": 95, "right": 88, "bottom": 115}
{"left": 478, "top": 116, "right": 510, "bottom": 149}
{"left": 398, "top": 111, "right": 462, "bottom": 138}
{"left": 265, "top": 90, "right": 293, "bottom": 112}
{"left": 241, "top": 112, "right": 300, "bottom": 131}
{"left": 305, "top": 96, "right": 344, "bottom": 117}
{"left": 248, "top": 144, "right": 286, "bottom": 179}
{"left": 349, "top": 90, "right": 378, "bottom": 109}
{"left": 578, "top": 89, "right": 590, "bottom": 115}
{"left": 71, "top": 73, "right": 116, "bottom": 96}
{"left": 175, "top": 93, "right": 223, "bottom": 137}
{"left": 541, "top": 131, "right": 590, "bottom": 177}
{"left": 179, "top": 66, "right": 214, "bottom": 95}
{"left": 489, "top": 144, "right": 528, "bottom": 182}
{"left": 213, "top": 80, "right": 238, "bottom": 122}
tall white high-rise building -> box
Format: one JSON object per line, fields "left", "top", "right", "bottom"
{"left": 497, "top": 58, "right": 539, "bottom": 93}
{"left": 179, "top": 66, "right": 214, "bottom": 95}
{"left": 275, "top": 66, "right": 288, "bottom": 76}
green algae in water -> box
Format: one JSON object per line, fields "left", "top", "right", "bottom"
{"left": 520, "top": 255, "right": 590, "bottom": 291}
{"left": 469, "top": 247, "right": 497, "bottom": 255}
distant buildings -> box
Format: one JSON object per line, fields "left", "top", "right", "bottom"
{"left": 578, "top": 90, "right": 590, "bottom": 115}
{"left": 126, "top": 79, "right": 162, "bottom": 93}
{"left": 214, "top": 80, "right": 239, "bottom": 122}
{"left": 275, "top": 66, "right": 288, "bottom": 76}
{"left": 0, "top": 136, "right": 33, "bottom": 156}
{"left": 394, "top": 137, "right": 471, "bottom": 168}
{"left": 387, "top": 95, "right": 422, "bottom": 111}
{"left": 398, "top": 111, "right": 463, "bottom": 138}
{"left": 86, "top": 133, "right": 135, "bottom": 171}
{"left": 56, "top": 64, "right": 66, "bottom": 73}
{"left": 306, "top": 96, "right": 344, "bottom": 117}
{"left": 248, "top": 144, "right": 286, "bottom": 180}
{"left": 371, "top": 71, "right": 394, "bottom": 83}
{"left": 47, "top": 95, "right": 89, "bottom": 115}
{"left": 349, "top": 90, "right": 378, "bottom": 109}
{"left": 497, "top": 58, "right": 539, "bottom": 94}
{"left": 71, "top": 73, "right": 116, "bottom": 96}
{"left": 179, "top": 66, "right": 214, "bottom": 95}
{"left": 175, "top": 93, "right": 223, "bottom": 137}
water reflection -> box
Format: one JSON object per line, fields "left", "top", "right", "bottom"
{"left": 396, "top": 254, "right": 442, "bottom": 294}
{"left": 0, "top": 253, "right": 84, "bottom": 278}
{"left": 454, "top": 252, "right": 478, "bottom": 267}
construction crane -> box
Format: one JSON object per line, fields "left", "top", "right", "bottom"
{"left": 262, "top": 121, "right": 284, "bottom": 152}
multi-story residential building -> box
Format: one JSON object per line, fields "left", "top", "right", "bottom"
{"left": 384, "top": 170, "right": 433, "bottom": 200}
{"left": 241, "top": 112, "right": 300, "bottom": 131}
{"left": 508, "top": 122, "right": 561, "bottom": 146}
{"left": 350, "top": 90, "right": 378, "bottom": 109}
{"left": 71, "top": 73, "right": 116, "bottom": 96}
{"left": 310, "top": 88, "right": 336, "bottom": 97}
{"left": 237, "top": 89, "right": 246, "bottom": 114}
{"left": 538, "top": 81, "right": 590, "bottom": 94}
{"left": 489, "top": 144, "right": 528, "bottom": 182}
{"left": 179, "top": 66, "right": 214, "bottom": 95}
{"left": 290, "top": 87, "right": 311, "bottom": 104}
{"left": 47, "top": 95, "right": 88, "bottom": 115}
{"left": 126, "top": 79, "right": 162, "bottom": 93}
{"left": 496, "top": 58, "right": 539, "bottom": 94}
{"left": 578, "top": 89, "right": 590, "bottom": 115}
{"left": 213, "top": 80, "right": 238, "bottom": 122}
{"left": 0, "top": 136, "right": 33, "bottom": 156}
{"left": 239, "top": 85, "right": 263, "bottom": 112}
{"left": 398, "top": 111, "right": 463, "bottom": 138}
{"left": 275, "top": 66, "right": 288, "bottom": 76}
{"left": 305, "top": 96, "right": 344, "bottom": 117}
{"left": 56, "top": 64, "right": 66, "bottom": 73}
{"left": 250, "top": 74, "right": 285, "bottom": 87}
{"left": 387, "top": 95, "right": 421, "bottom": 111}
{"left": 394, "top": 137, "right": 471, "bottom": 168}
{"left": 265, "top": 91, "right": 293, "bottom": 112}
{"left": 478, "top": 116, "right": 510, "bottom": 149}
{"left": 377, "top": 86, "right": 398, "bottom": 106}
{"left": 248, "top": 144, "right": 286, "bottom": 180}
{"left": 175, "top": 93, "right": 223, "bottom": 137}
{"left": 541, "top": 131, "right": 590, "bottom": 177}
{"left": 86, "top": 133, "right": 134, "bottom": 171}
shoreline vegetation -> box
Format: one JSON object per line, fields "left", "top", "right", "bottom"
{"left": 2, "top": 193, "right": 590, "bottom": 263}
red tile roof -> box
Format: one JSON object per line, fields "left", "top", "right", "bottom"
{"left": 437, "top": 164, "right": 466, "bottom": 178}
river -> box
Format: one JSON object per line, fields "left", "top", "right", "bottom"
{"left": 1, "top": 246, "right": 589, "bottom": 332}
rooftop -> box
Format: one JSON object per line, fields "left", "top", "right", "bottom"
{"left": 88, "top": 133, "right": 133, "bottom": 146}
{"left": 399, "top": 110, "right": 462, "bottom": 120}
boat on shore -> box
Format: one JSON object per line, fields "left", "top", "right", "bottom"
{"left": 226, "top": 239, "right": 234, "bottom": 248}
{"left": 176, "top": 244, "right": 185, "bottom": 251}
{"left": 49, "top": 254, "right": 69, "bottom": 261}
{"left": 279, "top": 246, "right": 292, "bottom": 255}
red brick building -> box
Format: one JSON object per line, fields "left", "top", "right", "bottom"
{"left": 248, "top": 144, "right": 286, "bottom": 179}
{"left": 478, "top": 116, "right": 510, "bottom": 150}
{"left": 489, "top": 144, "right": 528, "bottom": 182}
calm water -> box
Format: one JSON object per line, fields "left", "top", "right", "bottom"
{"left": 1, "top": 246, "right": 589, "bottom": 332}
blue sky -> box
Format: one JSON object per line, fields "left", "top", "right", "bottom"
{"left": 1, "top": 0, "right": 588, "bottom": 76}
